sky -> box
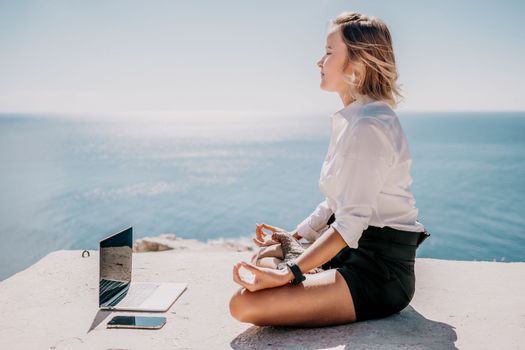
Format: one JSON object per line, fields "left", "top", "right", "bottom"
{"left": 0, "top": 0, "right": 524, "bottom": 116}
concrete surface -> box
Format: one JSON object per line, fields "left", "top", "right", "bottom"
{"left": 0, "top": 241, "right": 523, "bottom": 349}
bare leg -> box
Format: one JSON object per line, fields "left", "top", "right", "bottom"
{"left": 272, "top": 232, "right": 323, "bottom": 272}
{"left": 229, "top": 268, "right": 356, "bottom": 327}
{"left": 256, "top": 257, "right": 283, "bottom": 269}
{"left": 251, "top": 243, "right": 283, "bottom": 261}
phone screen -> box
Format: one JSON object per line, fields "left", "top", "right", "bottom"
{"left": 107, "top": 316, "right": 166, "bottom": 329}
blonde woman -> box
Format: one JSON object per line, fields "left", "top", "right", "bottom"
{"left": 229, "top": 11, "right": 430, "bottom": 326}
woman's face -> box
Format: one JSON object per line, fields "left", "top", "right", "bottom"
{"left": 317, "top": 29, "right": 354, "bottom": 94}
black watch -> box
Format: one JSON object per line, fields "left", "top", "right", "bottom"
{"left": 286, "top": 262, "right": 306, "bottom": 285}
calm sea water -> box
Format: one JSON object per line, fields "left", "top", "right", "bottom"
{"left": 1, "top": 111, "right": 524, "bottom": 280}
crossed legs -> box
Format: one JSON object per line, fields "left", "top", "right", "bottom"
{"left": 229, "top": 267, "right": 356, "bottom": 327}
{"left": 230, "top": 243, "right": 357, "bottom": 327}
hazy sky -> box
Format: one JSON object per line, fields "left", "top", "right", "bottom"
{"left": 1, "top": 0, "right": 524, "bottom": 115}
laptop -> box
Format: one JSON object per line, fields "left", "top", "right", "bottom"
{"left": 99, "top": 227, "right": 187, "bottom": 312}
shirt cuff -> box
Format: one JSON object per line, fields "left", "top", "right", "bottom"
{"left": 295, "top": 219, "right": 322, "bottom": 242}
{"left": 331, "top": 219, "right": 367, "bottom": 249}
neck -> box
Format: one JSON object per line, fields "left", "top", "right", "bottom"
{"left": 341, "top": 96, "right": 356, "bottom": 107}
{"left": 339, "top": 90, "right": 357, "bottom": 107}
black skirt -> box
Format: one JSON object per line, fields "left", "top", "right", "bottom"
{"left": 321, "top": 214, "right": 430, "bottom": 322}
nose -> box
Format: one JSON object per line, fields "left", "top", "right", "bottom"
{"left": 317, "top": 58, "right": 323, "bottom": 69}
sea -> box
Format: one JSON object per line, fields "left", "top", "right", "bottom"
{"left": 1, "top": 111, "right": 524, "bottom": 281}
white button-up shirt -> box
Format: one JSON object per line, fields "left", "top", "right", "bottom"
{"left": 296, "top": 97, "right": 426, "bottom": 248}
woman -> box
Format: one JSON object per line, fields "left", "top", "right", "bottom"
{"left": 229, "top": 11, "right": 429, "bottom": 327}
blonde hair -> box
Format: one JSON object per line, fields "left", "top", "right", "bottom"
{"left": 330, "top": 11, "right": 403, "bottom": 109}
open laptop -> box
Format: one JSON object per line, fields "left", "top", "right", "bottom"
{"left": 99, "top": 227, "right": 187, "bottom": 312}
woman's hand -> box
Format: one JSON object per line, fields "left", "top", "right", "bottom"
{"left": 233, "top": 261, "right": 291, "bottom": 292}
{"left": 252, "top": 223, "right": 287, "bottom": 247}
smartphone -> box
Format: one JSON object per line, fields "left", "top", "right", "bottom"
{"left": 106, "top": 315, "right": 166, "bottom": 329}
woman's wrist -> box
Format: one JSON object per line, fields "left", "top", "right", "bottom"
{"left": 291, "top": 230, "right": 303, "bottom": 240}
{"left": 279, "top": 266, "right": 294, "bottom": 284}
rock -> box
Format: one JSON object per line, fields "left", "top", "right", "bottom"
{"left": 132, "top": 234, "right": 260, "bottom": 253}
{"left": 207, "top": 236, "right": 255, "bottom": 252}
{"left": 159, "top": 233, "right": 177, "bottom": 240}
{"left": 1, "top": 252, "right": 523, "bottom": 349}
{"left": 133, "top": 236, "right": 213, "bottom": 252}
{"left": 133, "top": 238, "right": 174, "bottom": 252}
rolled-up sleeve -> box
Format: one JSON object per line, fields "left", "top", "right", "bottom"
{"left": 295, "top": 199, "right": 333, "bottom": 242}
{"left": 330, "top": 118, "right": 394, "bottom": 248}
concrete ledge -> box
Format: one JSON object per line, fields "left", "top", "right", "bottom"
{"left": 0, "top": 238, "right": 523, "bottom": 349}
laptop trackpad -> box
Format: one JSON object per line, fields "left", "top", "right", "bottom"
{"left": 117, "top": 282, "right": 187, "bottom": 311}
{"left": 118, "top": 282, "right": 159, "bottom": 307}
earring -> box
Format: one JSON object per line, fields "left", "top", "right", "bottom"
{"left": 349, "top": 72, "right": 357, "bottom": 84}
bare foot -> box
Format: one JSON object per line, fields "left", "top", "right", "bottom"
{"left": 271, "top": 231, "right": 324, "bottom": 273}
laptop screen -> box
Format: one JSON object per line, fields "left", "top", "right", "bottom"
{"left": 99, "top": 227, "right": 133, "bottom": 307}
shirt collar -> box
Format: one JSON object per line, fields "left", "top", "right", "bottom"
{"left": 331, "top": 94, "right": 376, "bottom": 120}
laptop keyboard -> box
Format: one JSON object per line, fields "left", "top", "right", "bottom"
{"left": 117, "top": 283, "right": 159, "bottom": 307}
{"left": 100, "top": 279, "right": 129, "bottom": 307}
{"left": 100, "top": 279, "right": 128, "bottom": 294}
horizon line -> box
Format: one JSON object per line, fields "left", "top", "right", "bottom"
{"left": 1, "top": 108, "right": 524, "bottom": 118}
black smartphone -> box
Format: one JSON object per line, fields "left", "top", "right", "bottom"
{"left": 106, "top": 315, "right": 166, "bottom": 329}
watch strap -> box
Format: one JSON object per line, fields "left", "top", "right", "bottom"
{"left": 286, "top": 262, "right": 306, "bottom": 285}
